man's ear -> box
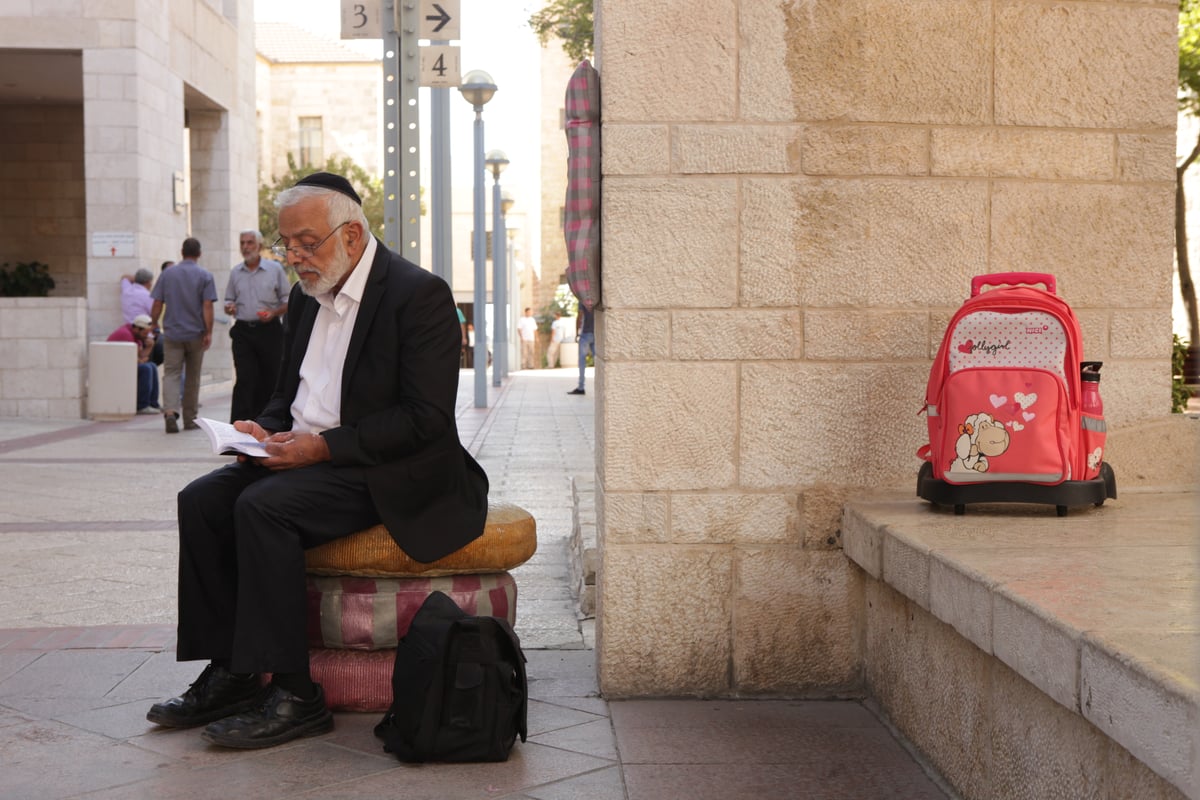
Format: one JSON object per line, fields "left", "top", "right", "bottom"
{"left": 345, "top": 220, "right": 367, "bottom": 248}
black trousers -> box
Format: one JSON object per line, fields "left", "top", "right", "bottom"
{"left": 175, "top": 460, "right": 381, "bottom": 674}
{"left": 229, "top": 320, "right": 284, "bottom": 423}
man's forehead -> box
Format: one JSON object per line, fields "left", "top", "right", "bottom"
{"left": 277, "top": 197, "right": 328, "bottom": 236}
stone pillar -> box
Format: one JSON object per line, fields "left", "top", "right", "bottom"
{"left": 594, "top": 0, "right": 1177, "bottom": 697}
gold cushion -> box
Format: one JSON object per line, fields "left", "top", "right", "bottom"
{"left": 305, "top": 500, "right": 536, "bottom": 577}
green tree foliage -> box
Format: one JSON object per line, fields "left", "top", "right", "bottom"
{"left": 528, "top": 0, "right": 593, "bottom": 64}
{"left": 1177, "top": 0, "right": 1200, "bottom": 379}
{"left": 258, "top": 154, "right": 385, "bottom": 247}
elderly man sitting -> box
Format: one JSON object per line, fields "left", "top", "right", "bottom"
{"left": 107, "top": 314, "right": 161, "bottom": 414}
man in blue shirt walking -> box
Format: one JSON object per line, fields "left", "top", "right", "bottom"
{"left": 151, "top": 237, "right": 217, "bottom": 433}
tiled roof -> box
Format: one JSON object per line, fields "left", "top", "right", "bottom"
{"left": 256, "top": 21, "right": 380, "bottom": 64}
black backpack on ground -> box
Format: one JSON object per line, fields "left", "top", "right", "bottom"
{"left": 373, "top": 590, "right": 528, "bottom": 762}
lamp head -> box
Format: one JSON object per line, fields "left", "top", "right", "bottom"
{"left": 458, "top": 70, "right": 497, "bottom": 108}
{"left": 485, "top": 149, "right": 510, "bottom": 179}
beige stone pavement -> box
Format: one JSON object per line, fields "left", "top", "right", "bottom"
{"left": 0, "top": 369, "right": 951, "bottom": 800}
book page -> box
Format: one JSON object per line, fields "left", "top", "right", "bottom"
{"left": 194, "top": 417, "right": 270, "bottom": 458}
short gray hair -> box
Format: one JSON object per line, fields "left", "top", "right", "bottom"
{"left": 240, "top": 229, "right": 263, "bottom": 242}
{"left": 133, "top": 268, "right": 153, "bottom": 285}
{"left": 276, "top": 185, "right": 369, "bottom": 233}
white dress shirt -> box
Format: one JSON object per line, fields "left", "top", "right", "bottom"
{"left": 290, "top": 236, "right": 378, "bottom": 433}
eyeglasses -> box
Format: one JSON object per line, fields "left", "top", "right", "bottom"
{"left": 270, "top": 221, "right": 349, "bottom": 260}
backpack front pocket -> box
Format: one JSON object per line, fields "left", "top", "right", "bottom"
{"left": 938, "top": 368, "right": 1070, "bottom": 485}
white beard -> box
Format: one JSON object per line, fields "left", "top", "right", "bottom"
{"left": 297, "top": 237, "right": 353, "bottom": 297}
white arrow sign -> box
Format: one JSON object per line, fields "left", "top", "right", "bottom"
{"left": 419, "top": 0, "right": 460, "bottom": 40}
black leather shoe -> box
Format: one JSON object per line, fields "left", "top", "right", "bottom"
{"left": 201, "top": 683, "right": 333, "bottom": 749}
{"left": 146, "top": 664, "right": 263, "bottom": 728}
{"left": 567, "top": 388, "right": 585, "bottom": 395}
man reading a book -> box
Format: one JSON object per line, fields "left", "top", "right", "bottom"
{"left": 146, "top": 172, "right": 489, "bottom": 749}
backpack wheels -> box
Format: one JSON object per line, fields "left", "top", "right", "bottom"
{"left": 917, "top": 461, "right": 1117, "bottom": 516}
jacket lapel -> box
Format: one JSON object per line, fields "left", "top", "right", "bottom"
{"left": 341, "top": 241, "right": 389, "bottom": 410}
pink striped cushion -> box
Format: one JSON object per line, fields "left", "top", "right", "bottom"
{"left": 305, "top": 571, "right": 516, "bottom": 650}
{"left": 308, "top": 648, "right": 394, "bottom": 712}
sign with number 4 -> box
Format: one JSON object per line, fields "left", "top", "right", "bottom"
{"left": 420, "top": 45, "right": 460, "bottom": 87}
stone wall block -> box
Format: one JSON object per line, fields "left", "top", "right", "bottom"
{"left": 1, "top": 368, "right": 64, "bottom": 399}
{"left": 1074, "top": 310, "right": 1111, "bottom": 364}
{"left": 602, "top": 491, "right": 669, "bottom": 546}
{"left": 800, "top": 484, "right": 857, "bottom": 550}
{"left": 603, "top": 362, "right": 737, "bottom": 491}
{"left": 671, "top": 493, "right": 799, "bottom": 545}
{"left": 602, "top": 310, "right": 671, "bottom": 362}
{"left": 996, "top": 4, "right": 1177, "bottom": 129}
{"left": 673, "top": 125, "right": 798, "bottom": 174}
{"left": 672, "top": 309, "right": 801, "bottom": 361}
{"left": 741, "top": 178, "right": 987, "bottom": 308}
{"left": 1110, "top": 310, "right": 1172, "bottom": 360}
{"left": 601, "top": 124, "right": 670, "bottom": 176}
{"left": 804, "top": 310, "right": 929, "bottom": 361}
{"left": 931, "top": 128, "right": 1114, "bottom": 180}
{"left": 598, "top": 545, "right": 733, "bottom": 697}
{"left": 864, "top": 580, "right": 992, "bottom": 800}
{"left": 1100, "top": 360, "right": 1173, "bottom": 428}
{"left": 802, "top": 125, "right": 929, "bottom": 176}
{"left": 740, "top": 0, "right": 989, "bottom": 124}
{"left": 991, "top": 183, "right": 1174, "bottom": 308}
{"left": 602, "top": 177, "right": 738, "bottom": 309}
{"left": 1117, "top": 133, "right": 1176, "bottom": 184}
{"left": 733, "top": 549, "right": 863, "bottom": 692}
{"left": 740, "top": 363, "right": 926, "bottom": 489}
{"left": 598, "top": 1, "right": 737, "bottom": 122}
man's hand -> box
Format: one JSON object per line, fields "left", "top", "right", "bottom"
{"left": 258, "top": 431, "right": 331, "bottom": 471}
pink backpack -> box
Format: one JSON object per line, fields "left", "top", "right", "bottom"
{"left": 917, "top": 273, "right": 1116, "bottom": 515}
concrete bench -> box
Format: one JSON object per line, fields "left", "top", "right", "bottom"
{"left": 842, "top": 416, "right": 1199, "bottom": 800}
{"left": 302, "top": 500, "right": 537, "bottom": 711}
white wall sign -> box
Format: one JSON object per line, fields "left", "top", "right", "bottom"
{"left": 420, "top": 45, "right": 460, "bottom": 87}
{"left": 91, "top": 232, "right": 135, "bottom": 258}
{"left": 342, "top": 0, "right": 382, "bottom": 39}
{"left": 419, "top": 0, "right": 460, "bottom": 40}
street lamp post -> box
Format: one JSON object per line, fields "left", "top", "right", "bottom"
{"left": 458, "top": 70, "right": 497, "bottom": 409}
{"left": 500, "top": 188, "right": 515, "bottom": 379}
{"left": 485, "top": 149, "right": 509, "bottom": 387}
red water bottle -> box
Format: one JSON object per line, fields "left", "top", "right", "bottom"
{"left": 1080, "top": 361, "right": 1103, "bottom": 415}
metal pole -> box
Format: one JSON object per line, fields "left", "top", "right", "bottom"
{"left": 491, "top": 175, "right": 505, "bottom": 386}
{"left": 472, "top": 107, "right": 487, "bottom": 408}
{"left": 498, "top": 205, "right": 508, "bottom": 379}
{"left": 382, "top": 1, "right": 400, "bottom": 249}
{"left": 430, "top": 88, "right": 451, "bottom": 282}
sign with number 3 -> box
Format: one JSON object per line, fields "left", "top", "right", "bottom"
{"left": 341, "top": 1, "right": 382, "bottom": 39}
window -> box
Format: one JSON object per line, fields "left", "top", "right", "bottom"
{"left": 299, "top": 117, "right": 323, "bottom": 166}
{"left": 470, "top": 231, "right": 495, "bottom": 261}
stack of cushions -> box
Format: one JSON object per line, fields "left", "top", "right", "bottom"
{"left": 302, "top": 500, "right": 537, "bottom": 711}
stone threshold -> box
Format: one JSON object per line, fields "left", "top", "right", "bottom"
{"left": 842, "top": 487, "right": 1199, "bottom": 799}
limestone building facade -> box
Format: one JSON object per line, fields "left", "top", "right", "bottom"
{"left": 592, "top": 0, "right": 1177, "bottom": 697}
{"left": 0, "top": 0, "right": 259, "bottom": 415}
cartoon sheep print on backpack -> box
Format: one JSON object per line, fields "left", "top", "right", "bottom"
{"left": 918, "top": 273, "right": 1117, "bottom": 515}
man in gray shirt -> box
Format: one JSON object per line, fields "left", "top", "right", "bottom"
{"left": 224, "top": 230, "right": 290, "bottom": 422}
{"left": 151, "top": 237, "right": 217, "bottom": 433}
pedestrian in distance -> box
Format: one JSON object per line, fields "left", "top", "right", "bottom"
{"left": 517, "top": 306, "right": 538, "bottom": 370}
{"left": 568, "top": 305, "right": 594, "bottom": 395}
{"left": 150, "top": 238, "right": 216, "bottom": 434}
{"left": 224, "top": 229, "right": 290, "bottom": 422}
{"left": 106, "top": 314, "right": 161, "bottom": 414}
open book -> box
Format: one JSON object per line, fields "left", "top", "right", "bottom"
{"left": 194, "top": 417, "right": 271, "bottom": 458}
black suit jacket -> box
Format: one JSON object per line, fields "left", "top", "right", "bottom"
{"left": 256, "top": 241, "right": 489, "bottom": 563}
